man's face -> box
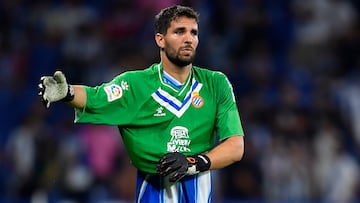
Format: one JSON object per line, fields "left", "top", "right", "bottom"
{"left": 163, "top": 17, "right": 199, "bottom": 67}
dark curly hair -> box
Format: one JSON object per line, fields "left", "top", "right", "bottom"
{"left": 154, "top": 5, "right": 199, "bottom": 35}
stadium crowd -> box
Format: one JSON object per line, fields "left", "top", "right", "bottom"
{"left": 0, "top": 0, "right": 359, "bottom": 202}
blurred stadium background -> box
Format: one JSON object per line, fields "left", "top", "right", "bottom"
{"left": 1, "top": 0, "right": 360, "bottom": 202}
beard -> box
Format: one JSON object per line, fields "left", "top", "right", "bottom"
{"left": 164, "top": 44, "right": 196, "bottom": 67}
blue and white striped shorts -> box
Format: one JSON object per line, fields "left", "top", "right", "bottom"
{"left": 135, "top": 170, "right": 212, "bottom": 203}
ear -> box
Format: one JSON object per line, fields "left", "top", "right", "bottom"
{"left": 155, "top": 33, "right": 165, "bottom": 49}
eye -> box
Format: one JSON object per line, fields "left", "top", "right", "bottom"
{"left": 191, "top": 30, "right": 198, "bottom": 36}
{"left": 174, "top": 29, "right": 184, "bottom": 34}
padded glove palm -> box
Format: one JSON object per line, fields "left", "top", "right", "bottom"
{"left": 38, "top": 71, "right": 74, "bottom": 108}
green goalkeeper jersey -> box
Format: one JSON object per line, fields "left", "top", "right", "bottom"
{"left": 75, "top": 63, "right": 244, "bottom": 174}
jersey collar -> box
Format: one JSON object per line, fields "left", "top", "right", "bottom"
{"left": 156, "top": 63, "right": 192, "bottom": 96}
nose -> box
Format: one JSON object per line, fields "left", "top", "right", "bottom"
{"left": 184, "top": 32, "right": 194, "bottom": 44}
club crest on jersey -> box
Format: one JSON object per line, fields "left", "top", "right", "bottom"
{"left": 191, "top": 92, "right": 204, "bottom": 108}
{"left": 104, "top": 84, "right": 123, "bottom": 102}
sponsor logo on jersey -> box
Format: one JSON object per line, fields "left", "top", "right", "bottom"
{"left": 191, "top": 92, "right": 204, "bottom": 108}
{"left": 104, "top": 80, "right": 129, "bottom": 102}
{"left": 154, "top": 107, "right": 166, "bottom": 117}
{"left": 121, "top": 81, "right": 129, "bottom": 90}
{"left": 104, "top": 84, "right": 123, "bottom": 102}
{"left": 167, "top": 126, "right": 191, "bottom": 153}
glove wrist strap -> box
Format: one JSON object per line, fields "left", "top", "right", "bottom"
{"left": 186, "top": 154, "right": 211, "bottom": 175}
{"left": 61, "top": 85, "right": 75, "bottom": 102}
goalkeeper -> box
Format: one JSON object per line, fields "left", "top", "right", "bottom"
{"left": 38, "top": 5, "right": 244, "bottom": 203}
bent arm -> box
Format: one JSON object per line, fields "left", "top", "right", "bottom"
{"left": 206, "top": 135, "right": 244, "bottom": 170}
{"left": 67, "top": 85, "right": 87, "bottom": 109}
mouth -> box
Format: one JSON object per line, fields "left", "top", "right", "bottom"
{"left": 180, "top": 47, "right": 194, "bottom": 55}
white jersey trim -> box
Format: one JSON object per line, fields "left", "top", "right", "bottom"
{"left": 152, "top": 78, "right": 203, "bottom": 118}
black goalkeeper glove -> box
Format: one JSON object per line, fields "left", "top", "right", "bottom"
{"left": 38, "top": 71, "right": 74, "bottom": 109}
{"left": 156, "top": 152, "right": 211, "bottom": 182}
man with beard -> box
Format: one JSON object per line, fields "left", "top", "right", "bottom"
{"left": 38, "top": 5, "right": 244, "bottom": 203}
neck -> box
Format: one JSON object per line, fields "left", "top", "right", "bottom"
{"left": 161, "top": 57, "right": 191, "bottom": 84}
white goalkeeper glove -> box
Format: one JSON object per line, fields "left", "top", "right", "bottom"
{"left": 38, "top": 71, "right": 74, "bottom": 109}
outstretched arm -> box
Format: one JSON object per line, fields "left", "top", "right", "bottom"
{"left": 68, "top": 85, "right": 87, "bottom": 109}
{"left": 38, "top": 71, "right": 87, "bottom": 109}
